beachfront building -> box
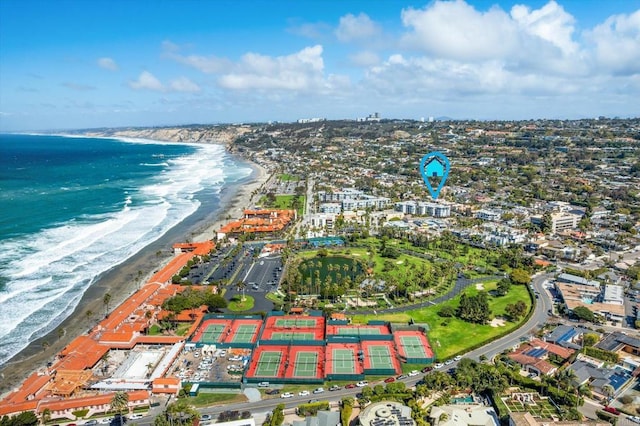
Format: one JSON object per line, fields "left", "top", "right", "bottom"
{"left": 217, "top": 209, "right": 296, "bottom": 240}
{"left": 0, "top": 241, "right": 214, "bottom": 422}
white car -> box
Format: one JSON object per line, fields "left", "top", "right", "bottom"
{"left": 281, "top": 392, "right": 294, "bottom": 398}
{"left": 356, "top": 381, "right": 368, "bottom": 387}
{"left": 454, "top": 355, "right": 462, "bottom": 361}
{"left": 129, "top": 414, "right": 144, "bottom": 420}
{"left": 298, "top": 390, "right": 310, "bottom": 396}
{"left": 99, "top": 418, "right": 112, "bottom": 424}
{"left": 630, "top": 416, "right": 640, "bottom": 424}
{"left": 408, "top": 370, "right": 420, "bottom": 377}
{"left": 313, "top": 387, "right": 325, "bottom": 394}
{"left": 434, "top": 363, "right": 444, "bottom": 369}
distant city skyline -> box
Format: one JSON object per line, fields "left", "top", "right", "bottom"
{"left": 1, "top": 0, "right": 639, "bottom": 131}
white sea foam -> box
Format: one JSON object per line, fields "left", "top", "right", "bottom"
{"left": 0, "top": 141, "right": 252, "bottom": 366}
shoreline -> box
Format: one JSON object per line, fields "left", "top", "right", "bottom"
{"left": 0, "top": 150, "right": 271, "bottom": 396}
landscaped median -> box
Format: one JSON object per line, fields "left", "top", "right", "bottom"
{"left": 228, "top": 295, "right": 255, "bottom": 312}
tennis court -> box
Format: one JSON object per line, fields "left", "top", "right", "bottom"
{"left": 331, "top": 349, "right": 356, "bottom": 374}
{"left": 274, "top": 318, "right": 318, "bottom": 328}
{"left": 293, "top": 351, "right": 319, "bottom": 377}
{"left": 202, "top": 323, "right": 226, "bottom": 342}
{"left": 231, "top": 324, "right": 258, "bottom": 343}
{"left": 367, "top": 345, "right": 395, "bottom": 370}
{"left": 254, "top": 350, "right": 282, "bottom": 377}
{"left": 337, "top": 327, "right": 382, "bottom": 336}
{"left": 399, "top": 335, "right": 429, "bottom": 358}
{"left": 270, "top": 332, "right": 316, "bottom": 340}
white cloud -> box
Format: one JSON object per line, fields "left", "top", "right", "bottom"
{"left": 129, "top": 71, "right": 165, "bottom": 91}
{"left": 349, "top": 51, "right": 380, "bottom": 67}
{"left": 218, "top": 45, "right": 328, "bottom": 91}
{"left": 169, "top": 76, "right": 201, "bottom": 93}
{"left": 401, "top": 1, "right": 517, "bottom": 61}
{"left": 97, "top": 57, "right": 119, "bottom": 71}
{"left": 128, "top": 71, "right": 199, "bottom": 93}
{"left": 336, "top": 13, "right": 381, "bottom": 42}
{"left": 511, "top": 1, "right": 578, "bottom": 56}
{"left": 586, "top": 10, "right": 640, "bottom": 75}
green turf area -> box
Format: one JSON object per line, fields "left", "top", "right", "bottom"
{"left": 278, "top": 174, "right": 300, "bottom": 182}
{"left": 228, "top": 295, "right": 255, "bottom": 311}
{"left": 186, "top": 392, "right": 247, "bottom": 407}
{"left": 352, "top": 281, "right": 532, "bottom": 360}
{"left": 258, "top": 194, "right": 305, "bottom": 216}
{"left": 298, "top": 255, "right": 365, "bottom": 292}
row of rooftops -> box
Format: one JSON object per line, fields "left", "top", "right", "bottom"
{"left": 0, "top": 241, "right": 215, "bottom": 418}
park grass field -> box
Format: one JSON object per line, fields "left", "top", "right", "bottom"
{"left": 258, "top": 194, "right": 305, "bottom": 216}
{"left": 352, "top": 281, "right": 532, "bottom": 359}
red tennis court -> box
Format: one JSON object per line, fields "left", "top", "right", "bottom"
{"left": 222, "top": 319, "right": 263, "bottom": 345}
{"left": 325, "top": 324, "right": 390, "bottom": 337}
{"left": 191, "top": 319, "right": 232, "bottom": 344}
{"left": 393, "top": 330, "right": 434, "bottom": 361}
{"left": 361, "top": 341, "right": 402, "bottom": 374}
{"left": 325, "top": 343, "right": 364, "bottom": 376}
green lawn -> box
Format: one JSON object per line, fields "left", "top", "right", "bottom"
{"left": 279, "top": 174, "right": 300, "bottom": 182}
{"left": 352, "top": 282, "right": 532, "bottom": 360}
{"left": 186, "top": 392, "right": 247, "bottom": 407}
{"left": 259, "top": 194, "right": 305, "bottom": 216}
{"left": 228, "top": 295, "right": 255, "bottom": 311}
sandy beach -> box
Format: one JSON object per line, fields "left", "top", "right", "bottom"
{"left": 0, "top": 154, "right": 271, "bottom": 396}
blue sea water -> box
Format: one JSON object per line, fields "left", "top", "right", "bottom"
{"left": 0, "top": 134, "right": 252, "bottom": 366}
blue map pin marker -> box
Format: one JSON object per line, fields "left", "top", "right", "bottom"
{"left": 420, "top": 152, "right": 450, "bottom": 200}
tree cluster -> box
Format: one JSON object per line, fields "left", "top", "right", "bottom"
{"left": 457, "top": 292, "right": 491, "bottom": 324}
{"left": 162, "top": 288, "right": 227, "bottom": 313}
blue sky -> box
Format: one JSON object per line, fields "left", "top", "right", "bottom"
{"left": 1, "top": 0, "right": 639, "bottom": 131}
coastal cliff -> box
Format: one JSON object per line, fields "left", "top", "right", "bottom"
{"left": 82, "top": 125, "right": 253, "bottom": 146}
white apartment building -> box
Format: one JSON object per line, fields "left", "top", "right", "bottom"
{"left": 394, "top": 201, "right": 450, "bottom": 217}
{"left": 476, "top": 209, "right": 502, "bottom": 221}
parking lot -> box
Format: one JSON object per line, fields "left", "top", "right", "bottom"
{"left": 170, "top": 346, "right": 251, "bottom": 383}
{"left": 241, "top": 256, "right": 283, "bottom": 292}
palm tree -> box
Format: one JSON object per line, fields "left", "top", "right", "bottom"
{"left": 601, "top": 384, "right": 615, "bottom": 405}
{"left": 42, "top": 408, "right": 51, "bottom": 425}
{"left": 103, "top": 292, "right": 112, "bottom": 317}
{"left": 236, "top": 281, "right": 246, "bottom": 302}
{"left": 146, "top": 362, "right": 154, "bottom": 378}
{"left": 110, "top": 391, "right": 129, "bottom": 425}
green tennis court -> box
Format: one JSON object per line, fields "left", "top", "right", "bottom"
{"left": 337, "top": 327, "right": 382, "bottom": 336}
{"left": 270, "top": 332, "right": 315, "bottom": 340}
{"left": 331, "top": 349, "right": 356, "bottom": 374}
{"left": 293, "top": 352, "right": 319, "bottom": 377}
{"left": 231, "top": 324, "right": 257, "bottom": 343}
{"left": 202, "top": 323, "right": 226, "bottom": 342}
{"left": 368, "top": 345, "right": 394, "bottom": 369}
{"left": 275, "top": 318, "right": 318, "bottom": 327}
{"left": 255, "top": 351, "right": 282, "bottom": 377}
{"left": 400, "top": 336, "right": 428, "bottom": 358}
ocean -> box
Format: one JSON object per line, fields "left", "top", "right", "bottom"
{"left": 0, "top": 134, "right": 252, "bottom": 366}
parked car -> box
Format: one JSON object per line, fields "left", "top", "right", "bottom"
{"left": 299, "top": 390, "right": 310, "bottom": 396}
{"left": 281, "top": 392, "right": 294, "bottom": 399}
{"left": 129, "top": 414, "right": 144, "bottom": 420}
{"left": 356, "top": 381, "right": 368, "bottom": 387}
{"left": 265, "top": 389, "right": 280, "bottom": 395}
{"left": 454, "top": 355, "right": 462, "bottom": 361}
{"left": 85, "top": 421, "right": 98, "bottom": 426}
{"left": 329, "top": 385, "right": 341, "bottom": 391}
{"left": 257, "top": 382, "right": 270, "bottom": 387}
{"left": 384, "top": 377, "right": 395, "bottom": 383}
{"left": 408, "top": 370, "right": 420, "bottom": 377}
{"left": 434, "top": 363, "right": 444, "bottom": 369}
{"left": 603, "top": 406, "right": 620, "bottom": 415}
{"left": 421, "top": 366, "right": 433, "bottom": 373}
{"left": 629, "top": 416, "right": 640, "bottom": 424}
{"left": 397, "top": 374, "right": 408, "bottom": 380}
{"left": 345, "top": 383, "right": 356, "bottom": 389}
{"left": 313, "top": 387, "right": 325, "bottom": 394}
